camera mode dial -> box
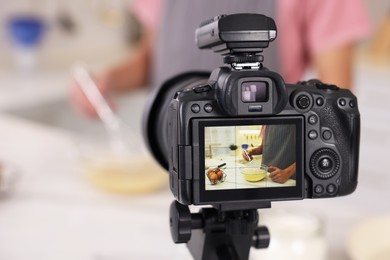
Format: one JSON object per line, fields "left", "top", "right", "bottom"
{"left": 310, "top": 148, "right": 340, "bottom": 179}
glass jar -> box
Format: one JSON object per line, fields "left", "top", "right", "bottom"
{"left": 251, "top": 209, "right": 328, "bottom": 260}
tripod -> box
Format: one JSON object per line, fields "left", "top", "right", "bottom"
{"left": 169, "top": 201, "right": 271, "bottom": 260}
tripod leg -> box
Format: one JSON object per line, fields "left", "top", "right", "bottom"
{"left": 216, "top": 245, "right": 239, "bottom": 260}
{"left": 187, "top": 229, "right": 245, "bottom": 260}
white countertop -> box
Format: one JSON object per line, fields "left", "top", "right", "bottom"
{"left": 0, "top": 114, "right": 192, "bottom": 260}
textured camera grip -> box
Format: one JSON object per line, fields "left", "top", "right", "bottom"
{"left": 319, "top": 100, "right": 359, "bottom": 195}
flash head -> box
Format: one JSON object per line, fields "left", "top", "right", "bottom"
{"left": 195, "top": 13, "right": 277, "bottom": 56}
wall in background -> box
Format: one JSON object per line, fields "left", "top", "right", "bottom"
{"left": 363, "top": 0, "right": 390, "bottom": 26}
{"left": 0, "top": 0, "right": 134, "bottom": 70}
{"left": 1, "top": 0, "right": 388, "bottom": 71}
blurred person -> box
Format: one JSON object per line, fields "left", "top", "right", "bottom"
{"left": 71, "top": 0, "right": 371, "bottom": 117}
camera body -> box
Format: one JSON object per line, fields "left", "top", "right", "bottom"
{"left": 166, "top": 68, "right": 359, "bottom": 207}
{"left": 144, "top": 14, "right": 360, "bottom": 209}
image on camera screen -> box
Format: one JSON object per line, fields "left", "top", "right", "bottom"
{"left": 205, "top": 124, "right": 296, "bottom": 190}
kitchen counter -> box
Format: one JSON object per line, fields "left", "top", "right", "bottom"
{"left": 0, "top": 114, "right": 192, "bottom": 260}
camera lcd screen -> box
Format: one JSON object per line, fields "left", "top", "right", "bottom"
{"left": 195, "top": 117, "right": 304, "bottom": 204}
{"left": 241, "top": 81, "right": 268, "bottom": 103}
{"left": 205, "top": 124, "right": 296, "bottom": 190}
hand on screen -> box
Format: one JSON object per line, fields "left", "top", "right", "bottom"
{"left": 268, "top": 166, "right": 290, "bottom": 184}
{"left": 242, "top": 149, "right": 253, "bottom": 161}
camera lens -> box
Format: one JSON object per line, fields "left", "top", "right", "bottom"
{"left": 143, "top": 73, "right": 210, "bottom": 170}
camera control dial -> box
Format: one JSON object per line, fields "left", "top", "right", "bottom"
{"left": 310, "top": 148, "right": 340, "bottom": 179}
{"left": 296, "top": 95, "right": 311, "bottom": 110}
{"left": 315, "top": 83, "right": 339, "bottom": 91}
{"left": 292, "top": 91, "right": 313, "bottom": 112}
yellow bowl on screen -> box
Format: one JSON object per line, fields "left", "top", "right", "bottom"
{"left": 240, "top": 166, "right": 267, "bottom": 182}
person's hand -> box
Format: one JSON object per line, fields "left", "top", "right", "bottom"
{"left": 268, "top": 166, "right": 291, "bottom": 184}
{"left": 70, "top": 30, "right": 154, "bottom": 118}
{"left": 242, "top": 149, "right": 253, "bottom": 161}
{"left": 70, "top": 71, "right": 116, "bottom": 118}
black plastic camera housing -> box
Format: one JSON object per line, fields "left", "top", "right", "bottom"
{"left": 144, "top": 14, "right": 360, "bottom": 210}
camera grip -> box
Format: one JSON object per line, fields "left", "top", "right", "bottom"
{"left": 318, "top": 100, "right": 360, "bottom": 195}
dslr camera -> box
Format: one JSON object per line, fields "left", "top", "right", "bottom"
{"left": 144, "top": 13, "right": 360, "bottom": 210}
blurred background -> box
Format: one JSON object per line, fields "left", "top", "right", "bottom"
{"left": 0, "top": 0, "right": 390, "bottom": 259}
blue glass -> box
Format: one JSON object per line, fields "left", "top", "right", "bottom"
{"left": 7, "top": 16, "right": 46, "bottom": 47}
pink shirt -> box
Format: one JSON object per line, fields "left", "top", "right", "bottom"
{"left": 132, "top": 0, "right": 371, "bottom": 83}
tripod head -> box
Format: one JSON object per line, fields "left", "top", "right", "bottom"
{"left": 170, "top": 201, "right": 271, "bottom": 260}
{"left": 195, "top": 13, "right": 277, "bottom": 69}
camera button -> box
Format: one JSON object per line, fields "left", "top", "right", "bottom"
{"left": 248, "top": 105, "right": 263, "bottom": 112}
{"left": 296, "top": 95, "right": 311, "bottom": 110}
{"left": 308, "top": 130, "right": 318, "bottom": 140}
{"left": 316, "top": 97, "right": 324, "bottom": 106}
{"left": 314, "top": 185, "right": 324, "bottom": 194}
{"left": 191, "top": 104, "right": 201, "bottom": 113}
{"left": 326, "top": 184, "right": 337, "bottom": 194}
{"left": 318, "top": 157, "right": 333, "bottom": 172}
{"left": 204, "top": 103, "right": 213, "bottom": 113}
{"left": 322, "top": 130, "right": 332, "bottom": 140}
{"left": 193, "top": 85, "right": 211, "bottom": 93}
{"left": 339, "top": 98, "right": 346, "bottom": 106}
{"left": 308, "top": 115, "right": 318, "bottom": 125}
{"left": 316, "top": 83, "right": 339, "bottom": 91}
